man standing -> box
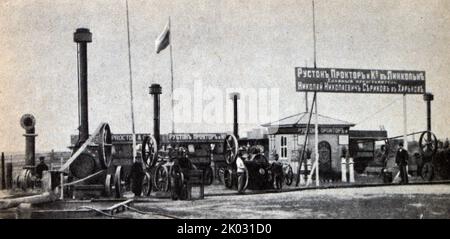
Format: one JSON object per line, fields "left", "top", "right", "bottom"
{"left": 395, "top": 142, "right": 409, "bottom": 184}
{"left": 35, "top": 156, "right": 49, "bottom": 179}
{"left": 272, "top": 153, "right": 283, "bottom": 190}
{"left": 130, "top": 144, "right": 145, "bottom": 197}
{"left": 236, "top": 147, "right": 247, "bottom": 194}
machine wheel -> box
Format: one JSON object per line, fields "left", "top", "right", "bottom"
{"left": 142, "top": 135, "right": 158, "bottom": 168}
{"left": 223, "top": 168, "right": 234, "bottom": 189}
{"left": 112, "top": 166, "right": 126, "bottom": 198}
{"left": 153, "top": 164, "right": 170, "bottom": 192}
{"left": 419, "top": 131, "right": 438, "bottom": 158}
{"left": 104, "top": 174, "right": 113, "bottom": 197}
{"left": 98, "top": 123, "right": 113, "bottom": 169}
{"left": 224, "top": 134, "right": 238, "bottom": 165}
{"left": 421, "top": 162, "right": 434, "bottom": 181}
{"left": 142, "top": 172, "right": 152, "bottom": 197}
{"left": 204, "top": 167, "right": 213, "bottom": 185}
{"left": 284, "top": 165, "right": 294, "bottom": 186}
{"left": 17, "top": 169, "right": 33, "bottom": 190}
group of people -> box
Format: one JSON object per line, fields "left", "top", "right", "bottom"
{"left": 392, "top": 139, "right": 450, "bottom": 184}
{"left": 130, "top": 144, "right": 196, "bottom": 199}
{"left": 235, "top": 147, "right": 284, "bottom": 194}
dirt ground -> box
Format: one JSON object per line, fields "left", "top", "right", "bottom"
{"left": 130, "top": 184, "right": 450, "bottom": 219}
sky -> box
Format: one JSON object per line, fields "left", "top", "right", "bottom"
{"left": 0, "top": 0, "right": 449, "bottom": 153}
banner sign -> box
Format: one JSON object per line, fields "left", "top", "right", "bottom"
{"left": 295, "top": 67, "right": 425, "bottom": 94}
{"left": 268, "top": 126, "right": 350, "bottom": 135}
{"left": 168, "top": 133, "right": 227, "bottom": 143}
{"left": 70, "top": 133, "right": 150, "bottom": 145}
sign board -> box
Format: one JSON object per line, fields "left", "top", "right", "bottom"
{"left": 295, "top": 67, "right": 425, "bottom": 94}
{"left": 168, "top": 133, "right": 227, "bottom": 143}
{"left": 70, "top": 133, "right": 150, "bottom": 145}
{"left": 268, "top": 126, "right": 350, "bottom": 135}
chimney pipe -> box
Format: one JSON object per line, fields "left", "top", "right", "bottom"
{"left": 229, "top": 93, "right": 240, "bottom": 139}
{"left": 150, "top": 84, "right": 162, "bottom": 147}
{"left": 20, "top": 114, "right": 37, "bottom": 168}
{"left": 74, "top": 28, "right": 92, "bottom": 144}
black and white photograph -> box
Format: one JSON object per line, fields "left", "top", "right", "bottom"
{"left": 0, "top": 0, "right": 449, "bottom": 222}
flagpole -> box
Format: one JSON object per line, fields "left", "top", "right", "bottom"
{"left": 169, "top": 16, "right": 175, "bottom": 134}
{"left": 125, "top": 0, "right": 137, "bottom": 162}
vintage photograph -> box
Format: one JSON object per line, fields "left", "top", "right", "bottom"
{"left": 0, "top": 0, "right": 449, "bottom": 219}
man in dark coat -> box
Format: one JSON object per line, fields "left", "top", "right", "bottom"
{"left": 272, "top": 153, "right": 283, "bottom": 190}
{"left": 395, "top": 143, "right": 409, "bottom": 184}
{"left": 35, "top": 156, "right": 49, "bottom": 179}
{"left": 130, "top": 145, "right": 146, "bottom": 197}
{"left": 171, "top": 147, "right": 195, "bottom": 200}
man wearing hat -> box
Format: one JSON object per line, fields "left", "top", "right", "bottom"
{"left": 395, "top": 142, "right": 409, "bottom": 184}
{"left": 236, "top": 147, "right": 248, "bottom": 193}
{"left": 36, "top": 156, "right": 49, "bottom": 179}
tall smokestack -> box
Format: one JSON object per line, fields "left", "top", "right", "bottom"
{"left": 74, "top": 28, "right": 92, "bottom": 144}
{"left": 150, "top": 84, "right": 162, "bottom": 147}
{"left": 229, "top": 93, "right": 240, "bottom": 139}
{"left": 20, "top": 114, "right": 37, "bottom": 167}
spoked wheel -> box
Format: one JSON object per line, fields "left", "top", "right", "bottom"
{"left": 104, "top": 174, "right": 113, "bottom": 197}
{"left": 98, "top": 123, "right": 113, "bottom": 169}
{"left": 421, "top": 162, "right": 434, "bottom": 181}
{"left": 153, "top": 164, "right": 170, "bottom": 192}
{"left": 142, "top": 172, "right": 152, "bottom": 197}
{"left": 142, "top": 135, "right": 158, "bottom": 168}
{"left": 112, "top": 166, "right": 126, "bottom": 198}
{"left": 223, "top": 168, "right": 234, "bottom": 189}
{"left": 284, "top": 165, "right": 294, "bottom": 186}
{"left": 224, "top": 134, "right": 238, "bottom": 165}
{"left": 419, "top": 131, "right": 438, "bottom": 158}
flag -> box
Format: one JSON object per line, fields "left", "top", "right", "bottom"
{"left": 155, "top": 21, "right": 170, "bottom": 54}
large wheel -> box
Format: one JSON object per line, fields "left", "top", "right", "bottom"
{"left": 142, "top": 172, "right": 152, "bottom": 197}
{"left": 224, "top": 134, "right": 238, "bottom": 165}
{"left": 419, "top": 131, "right": 438, "bottom": 158}
{"left": 421, "top": 162, "right": 434, "bottom": 181}
{"left": 153, "top": 164, "right": 170, "bottom": 192}
{"left": 112, "top": 166, "right": 126, "bottom": 198}
{"left": 98, "top": 123, "right": 113, "bottom": 169}
{"left": 142, "top": 135, "right": 158, "bottom": 168}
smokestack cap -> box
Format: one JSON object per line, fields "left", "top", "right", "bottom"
{"left": 229, "top": 92, "right": 240, "bottom": 100}
{"left": 149, "top": 84, "right": 162, "bottom": 95}
{"left": 74, "top": 28, "right": 92, "bottom": 43}
{"left": 423, "top": 92, "right": 434, "bottom": 101}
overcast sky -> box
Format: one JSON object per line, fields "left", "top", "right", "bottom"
{"left": 0, "top": 0, "right": 449, "bottom": 153}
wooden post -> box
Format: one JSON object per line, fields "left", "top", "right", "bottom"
{"left": 314, "top": 93, "right": 319, "bottom": 186}
{"left": 403, "top": 94, "right": 408, "bottom": 150}
{"left": 1, "top": 152, "right": 5, "bottom": 190}
{"left": 6, "top": 162, "right": 13, "bottom": 189}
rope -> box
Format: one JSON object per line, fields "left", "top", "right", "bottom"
{"left": 78, "top": 206, "right": 131, "bottom": 219}
{"left": 123, "top": 204, "right": 180, "bottom": 219}
{"left": 125, "top": 0, "right": 137, "bottom": 161}
{"left": 63, "top": 170, "right": 105, "bottom": 187}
